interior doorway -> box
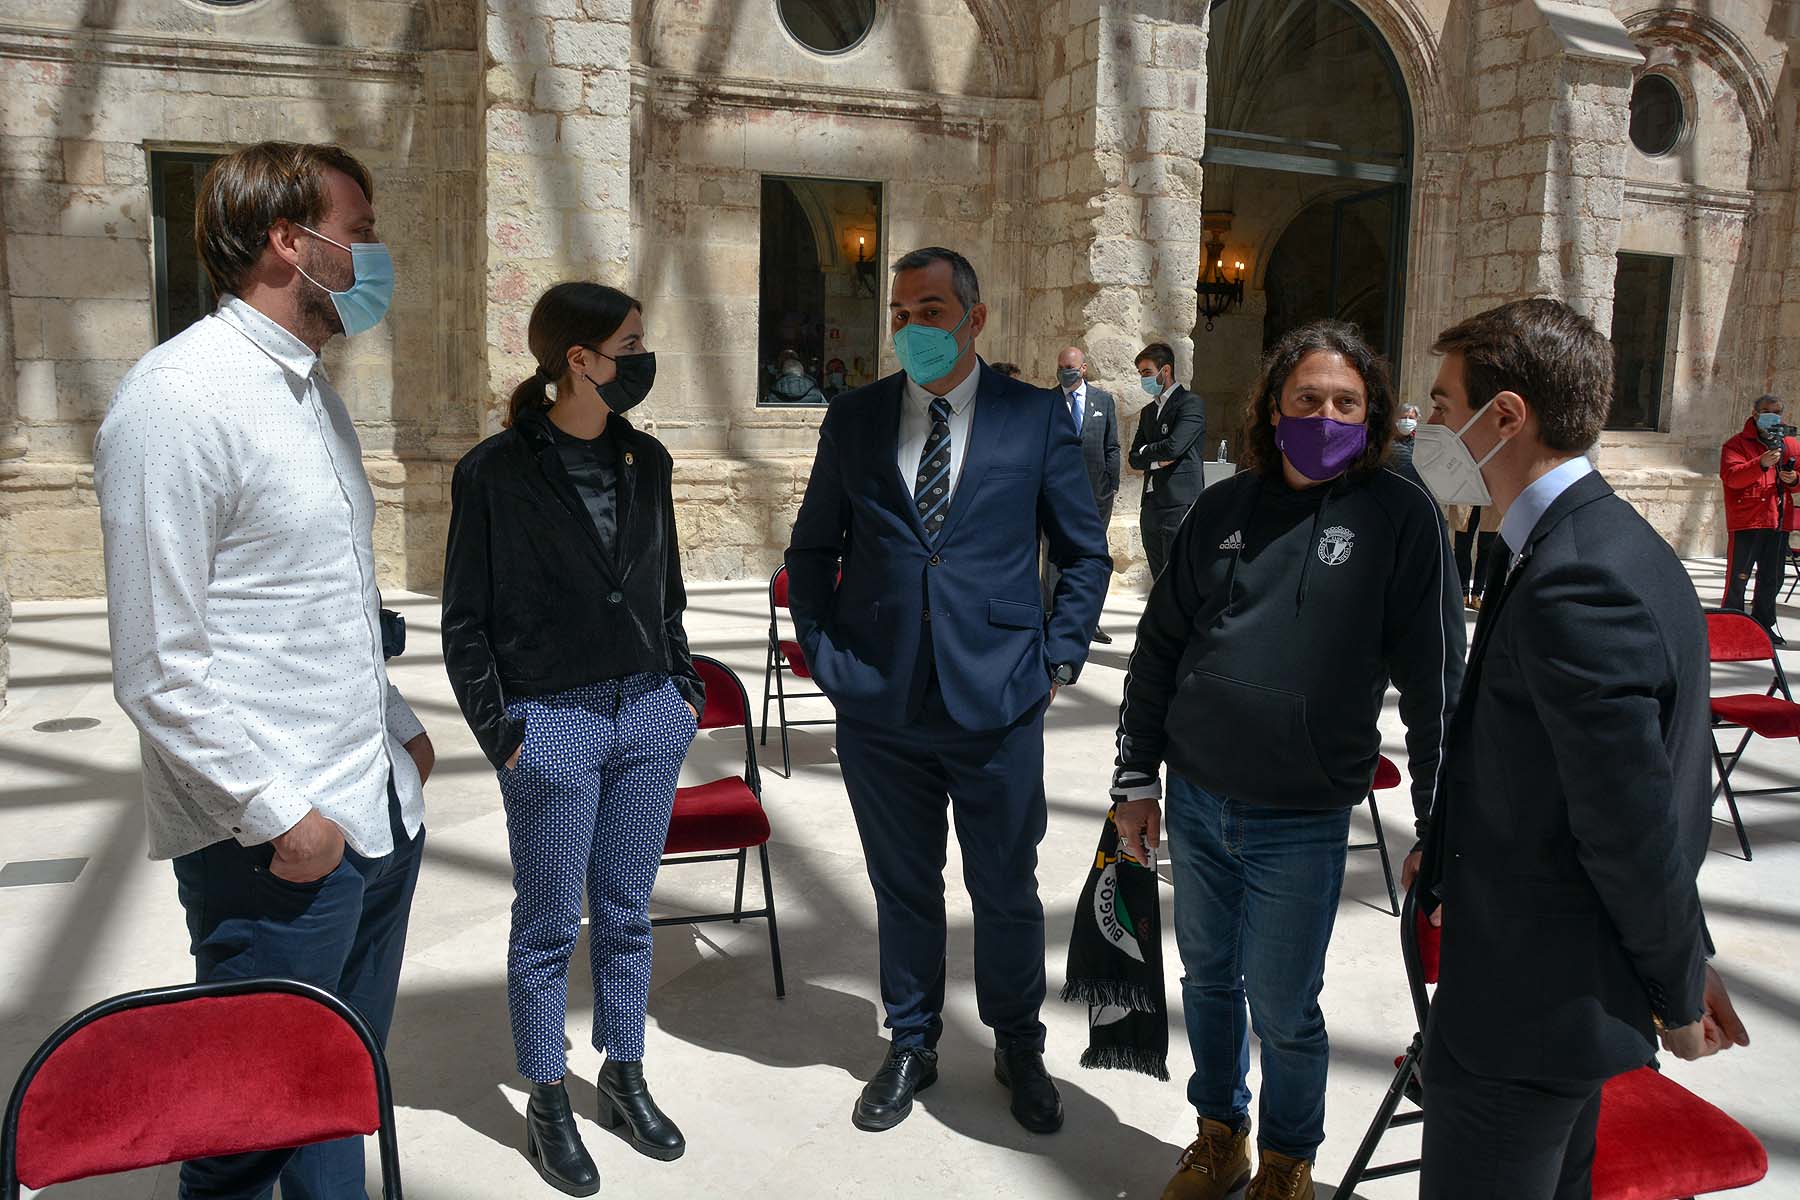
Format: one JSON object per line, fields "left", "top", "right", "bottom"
{"left": 1197, "top": 0, "right": 1415, "bottom": 443}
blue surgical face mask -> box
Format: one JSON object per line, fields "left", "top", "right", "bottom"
{"left": 1140, "top": 374, "right": 1166, "bottom": 398}
{"left": 295, "top": 225, "right": 395, "bottom": 336}
{"left": 1757, "top": 412, "right": 1783, "bottom": 434}
{"left": 892, "top": 306, "right": 973, "bottom": 387}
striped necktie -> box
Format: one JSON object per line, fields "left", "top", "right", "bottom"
{"left": 914, "top": 396, "right": 954, "bottom": 538}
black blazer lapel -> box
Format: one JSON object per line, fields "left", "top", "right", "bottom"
{"left": 1466, "top": 470, "right": 1612, "bottom": 675}
{"left": 613, "top": 424, "right": 641, "bottom": 575}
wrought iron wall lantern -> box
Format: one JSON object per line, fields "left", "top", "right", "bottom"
{"left": 853, "top": 234, "right": 878, "bottom": 297}
{"left": 1196, "top": 228, "right": 1245, "bottom": 332}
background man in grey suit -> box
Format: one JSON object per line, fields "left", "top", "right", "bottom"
{"left": 1043, "top": 345, "right": 1121, "bottom": 643}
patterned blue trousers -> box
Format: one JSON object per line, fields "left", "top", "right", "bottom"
{"left": 499, "top": 673, "right": 694, "bottom": 1083}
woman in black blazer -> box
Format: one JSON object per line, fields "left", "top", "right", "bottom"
{"left": 443, "top": 282, "right": 701, "bottom": 1196}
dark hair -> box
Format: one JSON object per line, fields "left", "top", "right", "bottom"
{"left": 892, "top": 246, "right": 981, "bottom": 311}
{"left": 505, "top": 282, "right": 641, "bottom": 428}
{"left": 1755, "top": 393, "right": 1782, "bottom": 412}
{"left": 991, "top": 362, "right": 1022, "bottom": 378}
{"left": 1135, "top": 342, "right": 1176, "bottom": 373}
{"left": 1239, "top": 320, "right": 1394, "bottom": 480}
{"left": 196, "top": 141, "right": 374, "bottom": 296}
{"left": 1430, "top": 298, "right": 1612, "bottom": 454}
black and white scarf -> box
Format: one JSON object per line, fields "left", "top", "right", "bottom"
{"left": 1061, "top": 809, "right": 1169, "bottom": 1080}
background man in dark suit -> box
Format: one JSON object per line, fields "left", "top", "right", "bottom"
{"left": 785, "top": 247, "right": 1111, "bottom": 1137}
{"left": 1410, "top": 299, "right": 1747, "bottom": 1200}
{"left": 1044, "top": 344, "right": 1120, "bottom": 643}
{"left": 1130, "top": 341, "right": 1207, "bottom": 577}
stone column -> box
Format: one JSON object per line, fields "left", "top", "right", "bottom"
{"left": 1026, "top": 0, "right": 1206, "bottom": 583}
{"left": 0, "top": 179, "right": 16, "bottom": 710}
{"left": 1025, "top": 0, "right": 1206, "bottom": 387}
{"left": 1453, "top": 0, "right": 1643, "bottom": 330}
{"left": 482, "top": 0, "right": 633, "bottom": 432}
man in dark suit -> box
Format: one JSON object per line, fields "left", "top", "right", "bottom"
{"left": 786, "top": 247, "right": 1112, "bottom": 1136}
{"left": 1410, "top": 299, "right": 1746, "bottom": 1199}
{"left": 1130, "top": 341, "right": 1207, "bottom": 577}
{"left": 1043, "top": 344, "right": 1120, "bottom": 642}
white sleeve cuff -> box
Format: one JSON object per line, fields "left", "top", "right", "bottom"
{"left": 1110, "top": 776, "right": 1164, "bottom": 803}
{"left": 385, "top": 683, "right": 426, "bottom": 747}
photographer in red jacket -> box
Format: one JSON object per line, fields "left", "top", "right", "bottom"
{"left": 1720, "top": 393, "right": 1800, "bottom": 643}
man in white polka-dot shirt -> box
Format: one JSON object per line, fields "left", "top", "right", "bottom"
{"left": 94, "top": 141, "right": 431, "bottom": 1200}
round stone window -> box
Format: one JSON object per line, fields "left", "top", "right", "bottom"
{"left": 1629, "top": 74, "right": 1685, "bottom": 157}
{"left": 778, "top": 0, "right": 877, "bottom": 55}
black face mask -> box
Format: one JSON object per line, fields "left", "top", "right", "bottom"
{"left": 582, "top": 345, "right": 657, "bottom": 415}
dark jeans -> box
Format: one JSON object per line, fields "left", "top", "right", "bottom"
{"left": 836, "top": 683, "right": 1049, "bottom": 1052}
{"left": 1420, "top": 1017, "right": 1604, "bottom": 1199}
{"left": 1453, "top": 508, "right": 1497, "bottom": 599}
{"left": 170, "top": 785, "right": 424, "bottom": 1200}
{"left": 1164, "top": 775, "right": 1351, "bottom": 1160}
{"left": 1724, "top": 527, "right": 1786, "bottom": 630}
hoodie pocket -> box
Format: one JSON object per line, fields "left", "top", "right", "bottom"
{"left": 1165, "top": 671, "right": 1335, "bottom": 800}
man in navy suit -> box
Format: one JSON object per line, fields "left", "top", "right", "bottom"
{"left": 786, "top": 247, "right": 1112, "bottom": 1135}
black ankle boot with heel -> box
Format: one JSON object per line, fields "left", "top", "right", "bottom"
{"left": 525, "top": 1080, "right": 600, "bottom": 1196}
{"left": 596, "top": 1058, "right": 685, "bottom": 1161}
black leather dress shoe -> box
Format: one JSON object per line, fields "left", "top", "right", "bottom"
{"left": 994, "top": 1045, "right": 1064, "bottom": 1133}
{"left": 853, "top": 1045, "right": 939, "bottom": 1132}
{"left": 525, "top": 1081, "right": 600, "bottom": 1196}
{"left": 597, "top": 1057, "right": 685, "bottom": 1161}
{"left": 1093, "top": 628, "right": 1113, "bottom": 645}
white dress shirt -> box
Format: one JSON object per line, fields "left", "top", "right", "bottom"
{"left": 95, "top": 296, "right": 425, "bottom": 860}
{"left": 897, "top": 359, "right": 983, "bottom": 505}
{"left": 1499, "top": 455, "right": 1595, "bottom": 571}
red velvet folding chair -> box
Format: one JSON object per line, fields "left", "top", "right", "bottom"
{"left": 1348, "top": 754, "right": 1402, "bottom": 916}
{"left": 1705, "top": 608, "right": 1800, "bottom": 861}
{"left": 1338, "top": 887, "right": 1768, "bottom": 1199}
{"left": 760, "top": 564, "right": 836, "bottom": 778}
{"left": 655, "top": 654, "right": 785, "bottom": 998}
{"left": 2, "top": 978, "right": 402, "bottom": 1199}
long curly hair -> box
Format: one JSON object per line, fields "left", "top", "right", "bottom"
{"left": 1238, "top": 320, "right": 1395, "bottom": 480}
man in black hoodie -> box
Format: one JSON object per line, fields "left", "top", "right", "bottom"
{"left": 1110, "top": 321, "right": 1464, "bottom": 1200}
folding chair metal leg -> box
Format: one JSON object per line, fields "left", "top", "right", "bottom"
{"left": 1366, "top": 791, "right": 1401, "bottom": 917}
{"left": 733, "top": 848, "right": 747, "bottom": 923}
{"left": 760, "top": 843, "right": 786, "bottom": 998}
{"left": 774, "top": 667, "right": 793, "bottom": 779}
{"left": 1713, "top": 740, "right": 1754, "bottom": 861}
{"left": 1338, "top": 1033, "right": 1422, "bottom": 1196}
{"left": 760, "top": 636, "right": 777, "bottom": 748}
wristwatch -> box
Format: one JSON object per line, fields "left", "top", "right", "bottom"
{"left": 1050, "top": 663, "right": 1076, "bottom": 687}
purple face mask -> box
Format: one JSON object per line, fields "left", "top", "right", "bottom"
{"left": 1274, "top": 414, "right": 1369, "bottom": 482}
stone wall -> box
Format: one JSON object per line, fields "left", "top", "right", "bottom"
{"left": 2, "top": 0, "right": 1799, "bottom": 609}
{"left": 629, "top": 0, "right": 1040, "bottom": 580}
{"left": 0, "top": 5, "right": 480, "bottom": 600}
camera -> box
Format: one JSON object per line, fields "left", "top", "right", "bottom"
{"left": 380, "top": 609, "right": 406, "bottom": 660}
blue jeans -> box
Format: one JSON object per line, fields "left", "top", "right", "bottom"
{"left": 170, "top": 783, "right": 423, "bottom": 1200}
{"left": 1164, "top": 775, "right": 1351, "bottom": 1160}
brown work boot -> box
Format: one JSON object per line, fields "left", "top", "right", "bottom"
{"left": 1247, "top": 1148, "right": 1314, "bottom": 1200}
{"left": 1160, "top": 1118, "right": 1250, "bottom": 1199}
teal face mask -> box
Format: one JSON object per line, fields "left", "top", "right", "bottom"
{"left": 892, "top": 306, "right": 973, "bottom": 387}
{"left": 1140, "top": 374, "right": 1165, "bottom": 398}
{"left": 295, "top": 225, "right": 396, "bottom": 336}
